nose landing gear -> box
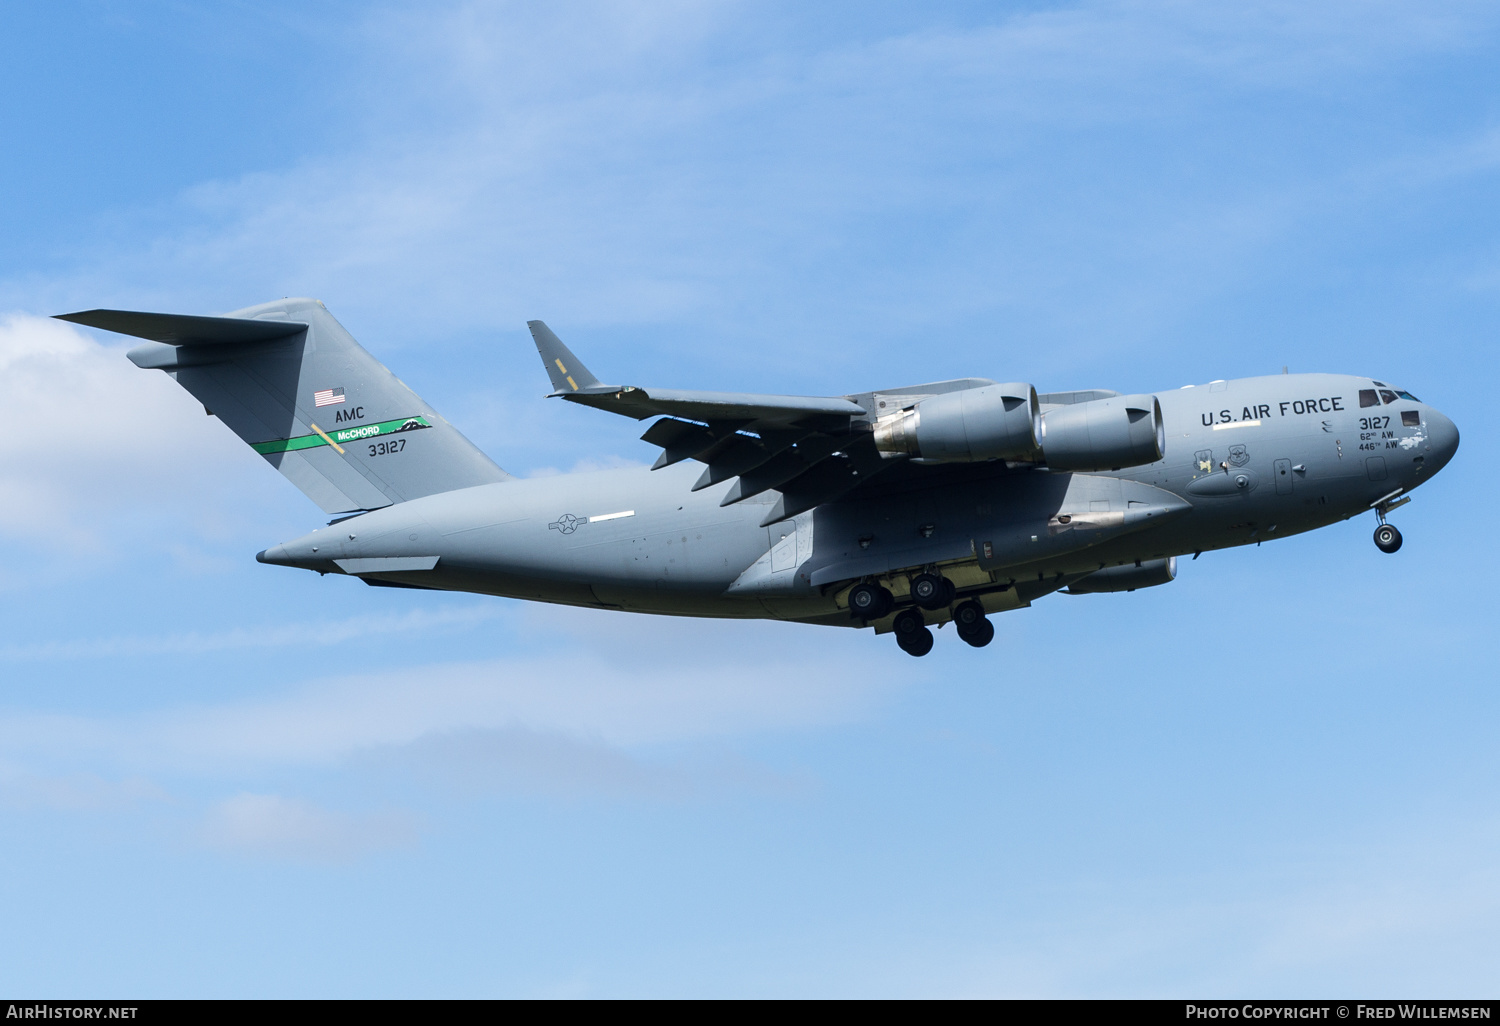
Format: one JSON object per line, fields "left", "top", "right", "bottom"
{"left": 1371, "top": 488, "right": 1408, "bottom": 554}
{"left": 1374, "top": 522, "right": 1403, "bottom": 554}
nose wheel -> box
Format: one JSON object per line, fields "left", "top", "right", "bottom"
{"left": 1371, "top": 491, "right": 1409, "bottom": 554}
{"left": 1374, "top": 522, "right": 1403, "bottom": 554}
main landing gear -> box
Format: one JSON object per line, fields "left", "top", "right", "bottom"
{"left": 848, "top": 581, "right": 895, "bottom": 621}
{"left": 910, "top": 572, "right": 956, "bottom": 610}
{"left": 892, "top": 608, "right": 934, "bottom": 657}
{"left": 952, "top": 599, "right": 994, "bottom": 648}
{"left": 862, "top": 573, "right": 992, "bottom": 657}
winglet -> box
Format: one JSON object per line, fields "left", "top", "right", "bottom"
{"left": 528, "top": 320, "right": 604, "bottom": 394}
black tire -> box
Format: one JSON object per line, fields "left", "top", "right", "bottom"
{"left": 953, "top": 599, "right": 986, "bottom": 636}
{"left": 1374, "top": 523, "right": 1403, "bottom": 554}
{"left": 892, "top": 607, "right": 925, "bottom": 638}
{"left": 897, "top": 624, "right": 935, "bottom": 657}
{"left": 911, "top": 572, "right": 951, "bottom": 610}
{"left": 849, "top": 582, "right": 893, "bottom": 620}
{"left": 960, "top": 617, "right": 994, "bottom": 648}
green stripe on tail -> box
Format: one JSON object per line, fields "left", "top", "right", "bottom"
{"left": 252, "top": 416, "right": 432, "bottom": 455}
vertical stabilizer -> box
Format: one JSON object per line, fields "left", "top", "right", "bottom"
{"left": 58, "top": 298, "right": 509, "bottom": 514}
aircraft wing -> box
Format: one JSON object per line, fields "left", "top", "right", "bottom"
{"left": 529, "top": 323, "right": 1130, "bottom": 527}
{"left": 530, "top": 320, "right": 898, "bottom": 525}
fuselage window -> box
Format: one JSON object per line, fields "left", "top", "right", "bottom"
{"left": 1379, "top": 389, "right": 1399, "bottom": 405}
{"left": 1401, "top": 410, "right": 1421, "bottom": 427}
{"left": 1359, "top": 389, "right": 1379, "bottom": 408}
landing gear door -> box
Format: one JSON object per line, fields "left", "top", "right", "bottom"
{"left": 1274, "top": 458, "right": 1293, "bottom": 496}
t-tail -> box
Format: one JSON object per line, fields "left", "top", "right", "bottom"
{"left": 57, "top": 298, "right": 509, "bottom": 514}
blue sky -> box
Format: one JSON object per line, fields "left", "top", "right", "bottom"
{"left": 1, "top": 0, "right": 1497, "bottom": 997}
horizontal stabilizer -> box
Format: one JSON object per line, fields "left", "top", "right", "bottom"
{"left": 56, "top": 309, "right": 307, "bottom": 346}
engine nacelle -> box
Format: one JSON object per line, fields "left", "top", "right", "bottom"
{"left": 872, "top": 383, "right": 1040, "bottom": 462}
{"left": 1038, "top": 393, "right": 1164, "bottom": 471}
{"left": 1064, "top": 557, "right": 1176, "bottom": 594}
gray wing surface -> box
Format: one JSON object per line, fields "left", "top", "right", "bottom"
{"left": 528, "top": 321, "right": 1005, "bottom": 526}
{"left": 63, "top": 299, "right": 509, "bottom": 515}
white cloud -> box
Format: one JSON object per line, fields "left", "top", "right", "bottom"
{"left": 0, "top": 604, "right": 504, "bottom": 662}
{"left": 11, "top": 0, "right": 1493, "bottom": 357}
{"left": 0, "top": 763, "right": 167, "bottom": 812}
{"left": 99, "top": 648, "right": 881, "bottom": 770}
{"left": 0, "top": 607, "right": 894, "bottom": 787}
{"left": 0, "top": 314, "right": 273, "bottom": 555}
{"left": 201, "top": 792, "right": 417, "bottom": 862}
{"left": 360, "top": 726, "right": 722, "bottom": 800}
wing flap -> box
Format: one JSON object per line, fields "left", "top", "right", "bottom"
{"left": 719, "top": 434, "right": 846, "bottom": 506}
{"left": 690, "top": 429, "right": 814, "bottom": 491}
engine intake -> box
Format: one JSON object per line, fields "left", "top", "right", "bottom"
{"left": 1038, "top": 393, "right": 1164, "bottom": 471}
{"left": 872, "top": 383, "right": 1040, "bottom": 462}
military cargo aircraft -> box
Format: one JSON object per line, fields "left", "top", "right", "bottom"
{"left": 58, "top": 299, "right": 1459, "bottom": 656}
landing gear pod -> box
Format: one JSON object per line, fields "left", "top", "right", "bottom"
{"left": 873, "top": 384, "right": 1041, "bottom": 462}
{"left": 1064, "top": 557, "right": 1177, "bottom": 594}
{"left": 1038, "top": 394, "right": 1165, "bottom": 471}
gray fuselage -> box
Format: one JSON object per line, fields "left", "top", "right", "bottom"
{"left": 259, "top": 372, "right": 1460, "bottom": 631}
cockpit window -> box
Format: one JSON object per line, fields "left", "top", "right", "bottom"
{"left": 1396, "top": 390, "right": 1420, "bottom": 402}
{"left": 1379, "top": 389, "right": 1399, "bottom": 405}
{"left": 1359, "top": 389, "right": 1379, "bottom": 408}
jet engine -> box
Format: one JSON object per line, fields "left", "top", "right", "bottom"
{"left": 1064, "top": 557, "right": 1176, "bottom": 594}
{"left": 872, "top": 383, "right": 1041, "bottom": 462}
{"left": 1037, "top": 394, "right": 1164, "bottom": 471}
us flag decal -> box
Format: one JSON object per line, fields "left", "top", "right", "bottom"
{"left": 313, "top": 387, "right": 346, "bottom": 407}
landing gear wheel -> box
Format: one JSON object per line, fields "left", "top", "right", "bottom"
{"left": 848, "top": 582, "right": 894, "bottom": 621}
{"left": 892, "top": 608, "right": 933, "bottom": 657}
{"left": 961, "top": 618, "right": 995, "bottom": 648}
{"left": 897, "top": 626, "right": 934, "bottom": 657}
{"left": 953, "top": 600, "right": 993, "bottom": 647}
{"left": 1374, "top": 523, "right": 1403, "bottom": 554}
{"left": 911, "top": 573, "right": 952, "bottom": 611}
{"left": 953, "top": 599, "right": 986, "bottom": 634}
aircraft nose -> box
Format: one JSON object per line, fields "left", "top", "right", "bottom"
{"left": 1423, "top": 408, "right": 1460, "bottom": 475}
